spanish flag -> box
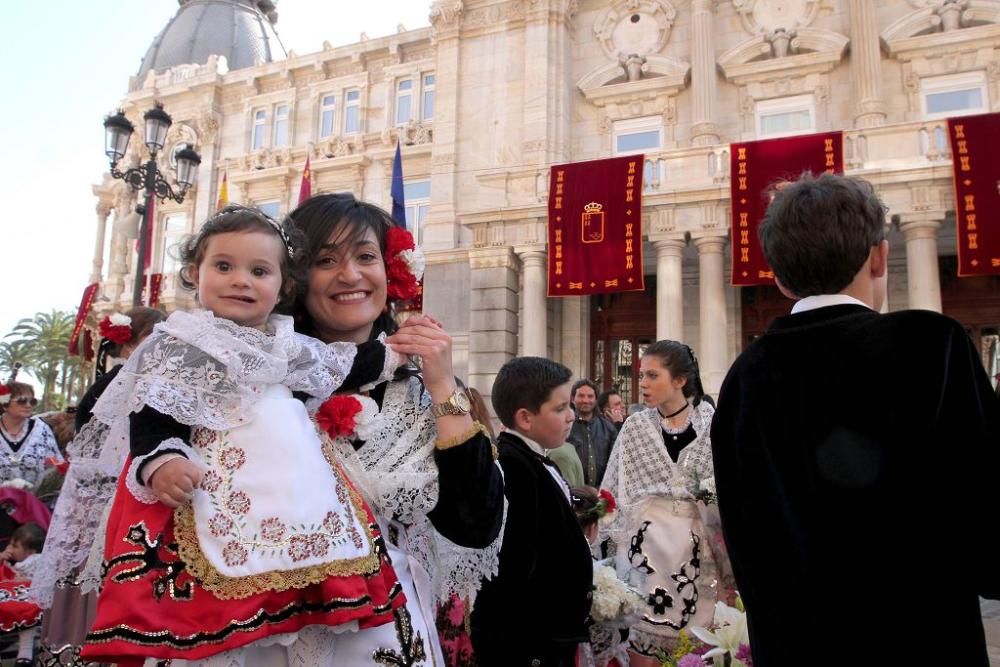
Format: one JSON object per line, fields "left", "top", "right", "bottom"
{"left": 216, "top": 171, "right": 229, "bottom": 211}
{"left": 298, "top": 155, "right": 312, "bottom": 205}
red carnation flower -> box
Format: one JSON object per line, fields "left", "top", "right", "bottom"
{"left": 316, "top": 395, "right": 364, "bottom": 439}
{"left": 598, "top": 489, "right": 616, "bottom": 513}
{"left": 45, "top": 456, "right": 69, "bottom": 476}
{"left": 98, "top": 316, "right": 133, "bottom": 345}
{"left": 0, "top": 386, "right": 9, "bottom": 397}
{"left": 385, "top": 225, "right": 416, "bottom": 256}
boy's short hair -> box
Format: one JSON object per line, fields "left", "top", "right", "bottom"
{"left": 759, "top": 172, "right": 887, "bottom": 297}
{"left": 11, "top": 523, "right": 45, "bottom": 553}
{"left": 492, "top": 357, "right": 572, "bottom": 428}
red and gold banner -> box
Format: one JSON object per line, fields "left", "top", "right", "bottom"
{"left": 148, "top": 273, "right": 164, "bottom": 308}
{"left": 948, "top": 112, "right": 1000, "bottom": 276}
{"left": 548, "top": 156, "right": 645, "bottom": 296}
{"left": 68, "top": 283, "right": 99, "bottom": 356}
{"left": 730, "top": 131, "right": 843, "bottom": 286}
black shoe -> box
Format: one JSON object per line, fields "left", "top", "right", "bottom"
{"left": 15, "top": 659, "right": 33, "bottom": 667}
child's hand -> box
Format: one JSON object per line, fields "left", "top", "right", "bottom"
{"left": 149, "top": 458, "right": 204, "bottom": 508}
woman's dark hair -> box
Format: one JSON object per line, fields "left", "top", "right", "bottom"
{"left": 177, "top": 204, "right": 305, "bottom": 307}
{"left": 642, "top": 340, "right": 705, "bottom": 407}
{"left": 97, "top": 307, "right": 167, "bottom": 376}
{"left": 284, "top": 193, "right": 398, "bottom": 341}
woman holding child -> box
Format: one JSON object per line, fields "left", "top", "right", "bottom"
{"left": 600, "top": 341, "right": 730, "bottom": 666}
{"left": 286, "top": 193, "right": 505, "bottom": 663}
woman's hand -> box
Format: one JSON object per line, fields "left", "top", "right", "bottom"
{"left": 149, "top": 458, "right": 204, "bottom": 508}
{"left": 386, "top": 314, "right": 457, "bottom": 401}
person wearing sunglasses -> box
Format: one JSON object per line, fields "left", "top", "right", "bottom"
{"left": 0, "top": 382, "right": 62, "bottom": 489}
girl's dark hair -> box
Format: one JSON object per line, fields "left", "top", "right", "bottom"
{"left": 11, "top": 523, "right": 45, "bottom": 553}
{"left": 177, "top": 204, "right": 305, "bottom": 307}
{"left": 97, "top": 307, "right": 167, "bottom": 376}
{"left": 570, "top": 486, "right": 601, "bottom": 528}
{"left": 284, "top": 193, "right": 399, "bottom": 341}
{"left": 642, "top": 340, "right": 705, "bottom": 407}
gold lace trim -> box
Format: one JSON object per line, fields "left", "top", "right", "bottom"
{"left": 174, "top": 452, "right": 382, "bottom": 600}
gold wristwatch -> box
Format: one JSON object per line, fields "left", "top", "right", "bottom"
{"left": 430, "top": 389, "right": 472, "bottom": 418}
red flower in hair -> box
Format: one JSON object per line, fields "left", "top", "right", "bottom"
{"left": 316, "top": 395, "right": 364, "bottom": 439}
{"left": 98, "top": 314, "right": 133, "bottom": 345}
{"left": 598, "top": 489, "right": 616, "bottom": 514}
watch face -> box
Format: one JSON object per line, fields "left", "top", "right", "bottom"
{"left": 454, "top": 390, "right": 472, "bottom": 412}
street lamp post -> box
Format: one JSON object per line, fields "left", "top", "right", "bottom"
{"left": 103, "top": 103, "right": 202, "bottom": 306}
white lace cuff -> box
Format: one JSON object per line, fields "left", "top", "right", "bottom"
{"left": 126, "top": 438, "right": 202, "bottom": 504}
{"left": 360, "top": 335, "right": 405, "bottom": 392}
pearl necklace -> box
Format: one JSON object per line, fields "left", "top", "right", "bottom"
{"left": 0, "top": 417, "right": 31, "bottom": 463}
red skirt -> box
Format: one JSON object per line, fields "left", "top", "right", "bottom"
{"left": 81, "top": 466, "right": 405, "bottom": 665}
{"left": 0, "top": 571, "right": 42, "bottom": 632}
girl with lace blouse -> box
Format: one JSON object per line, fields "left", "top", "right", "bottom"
{"left": 80, "top": 206, "right": 404, "bottom": 667}
{"left": 285, "top": 194, "right": 505, "bottom": 665}
{"left": 599, "top": 341, "right": 731, "bottom": 667}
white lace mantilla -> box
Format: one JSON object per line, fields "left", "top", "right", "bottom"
{"left": 92, "top": 310, "right": 357, "bottom": 432}
{"left": 600, "top": 404, "right": 715, "bottom": 546}
{"left": 28, "top": 420, "right": 120, "bottom": 607}
{"left": 318, "top": 376, "right": 504, "bottom": 603}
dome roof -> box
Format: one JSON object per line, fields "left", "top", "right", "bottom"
{"left": 136, "top": 0, "right": 286, "bottom": 83}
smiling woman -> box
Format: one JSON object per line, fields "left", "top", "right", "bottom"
{"left": 285, "top": 193, "right": 506, "bottom": 663}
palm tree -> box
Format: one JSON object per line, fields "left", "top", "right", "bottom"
{"left": 7, "top": 310, "right": 75, "bottom": 410}
{"left": 0, "top": 340, "right": 32, "bottom": 383}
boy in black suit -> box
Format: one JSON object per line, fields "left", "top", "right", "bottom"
{"left": 471, "top": 357, "right": 594, "bottom": 667}
{"left": 712, "top": 172, "right": 1000, "bottom": 666}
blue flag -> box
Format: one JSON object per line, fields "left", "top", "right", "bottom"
{"left": 390, "top": 141, "right": 406, "bottom": 229}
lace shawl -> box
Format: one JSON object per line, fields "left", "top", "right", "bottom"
{"left": 28, "top": 419, "right": 120, "bottom": 607}
{"left": 599, "top": 404, "right": 715, "bottom": 546}
{"left": 319, "top": 377, "right": 505, "bottom": 603}
{"left": 92, "top": 311, "right": 356, "bottom": 466}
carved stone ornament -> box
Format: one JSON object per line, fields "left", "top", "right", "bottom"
{"left": 242, "top": 147, "right": 293, "bottom": 171}
{"left": 381, "top": 120, "right": 434, "bottom": 147}
{"left": 315, "top": 135, "right": 358, "bottom": 159}
{"left": 732, "top": 0, "right": 821, "bottom": 36}
{"left": 430, "top": 0, "right": 464, "bottom": 31}
{"left": 594, "top": 0, "right": 678, "bottom": 61}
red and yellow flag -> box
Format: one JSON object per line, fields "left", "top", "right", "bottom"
{"left": 298, "top": 156, "right": 312, "bottom": 205}
{"left": 216, "top": 171, "right": 229, "bottom": 211}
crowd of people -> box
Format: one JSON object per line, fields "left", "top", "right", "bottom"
{"left": 0, "top": 172, "right": 997, "bottom": 666}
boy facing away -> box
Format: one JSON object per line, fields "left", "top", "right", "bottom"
{"left": 471, "top": 357, "right": 594, "bottom": 667}
{"left": 711, "top": 172, "right": 1000, "bottom": 666}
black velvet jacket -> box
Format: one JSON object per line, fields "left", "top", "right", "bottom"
{"left": 471, "top": 431, "right": 593, "bottom": 666}
{"left": 712, "top": 305, "right": 1000, "bottom": 667}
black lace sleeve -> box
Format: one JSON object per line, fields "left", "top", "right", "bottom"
{"left": 129, "top": 405, "right": 192, "bottom": 483}
{"left": 427, "top": 431, "right": 504, "bottom": 548}
{"left": 75, "top": 365, "right": 123, "bottom": 431}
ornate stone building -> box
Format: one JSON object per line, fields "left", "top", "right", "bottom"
{"left": 90, "top": 0, "right": 1000, "bottom": 407}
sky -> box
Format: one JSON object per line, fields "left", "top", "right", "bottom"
{"left": 0, "top": 0, "right": 432, "bottom": 342}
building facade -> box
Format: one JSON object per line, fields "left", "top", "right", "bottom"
{"left": 89, "top": 0, "right": 1000, "bottom": 408}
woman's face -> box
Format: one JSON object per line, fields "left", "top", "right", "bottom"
{"left": 638, "top": 354, "right": 687, "bottom": 409}
{"left": 305, "top": 224, "right": 387, "bottom": 343}
{"left": 6, "top": 392, "right": 36, "bottom": 420}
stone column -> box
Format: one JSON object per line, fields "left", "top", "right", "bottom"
{"left": 849, "top": 0, "right": 887, "bottom": 127}
{"left": 690, "top": 0, "right": 721, "bottom": 146}
{"left": 468, "top": 246, "right": 521, "bottom": 413}
{"left": 90, "top": 203, "right": 112, "bottom": 285}
{"left": 523, "top": 0, "right": 575, "bottom": 164}
{"left": 424, "top": 1, "right": 464, "bottom": 250}
{"left": 694, "top": 235, "right": 728, "bottom": 396}
{"left": 899, "top": 215, "right": 943, "bottom": 312}
{"left": 518, "top": 248, "right": 549, "bottom": 357}
{"left": 653, "top": 237, "right": 687, "bottom": 341}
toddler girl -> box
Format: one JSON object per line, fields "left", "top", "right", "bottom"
{"left": 81, "top": 206, "right": 403, "bottom": 666}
